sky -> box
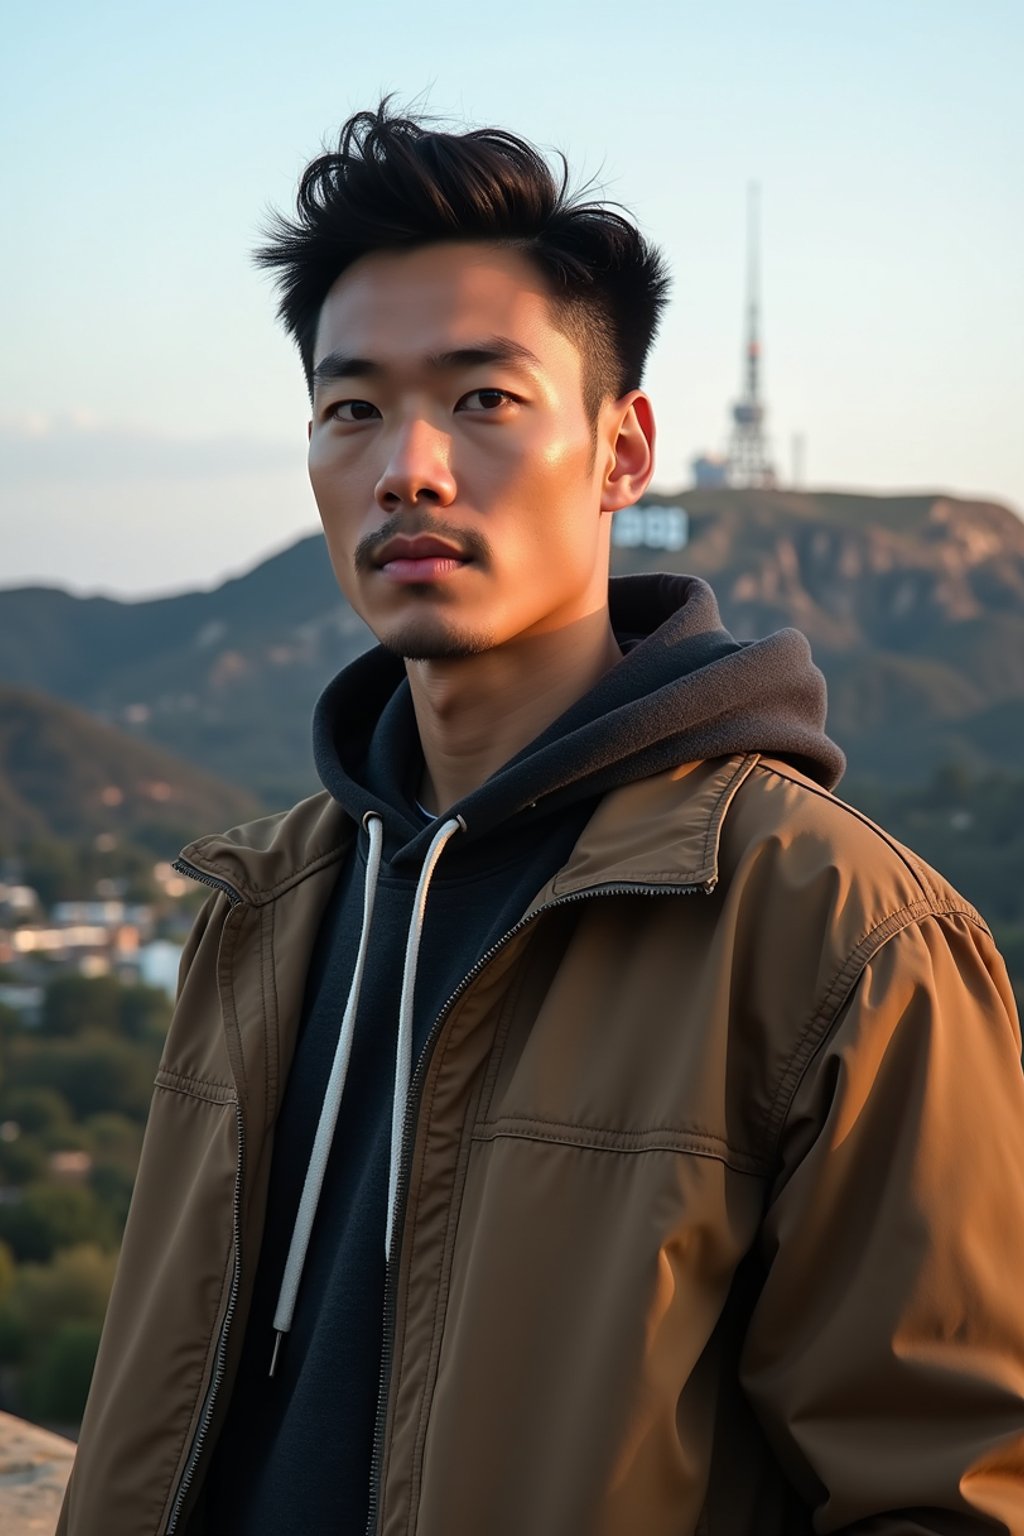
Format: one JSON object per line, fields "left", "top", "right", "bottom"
{"left": 2, "top": 0, "right": 1022, "bottom": 599}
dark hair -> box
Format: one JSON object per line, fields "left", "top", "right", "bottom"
{"left": 255, "top": 100, "right": 671, "bottom": 420}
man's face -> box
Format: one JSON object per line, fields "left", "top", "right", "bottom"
{"left": 307, "top": 241, "right": 637, "bottom": 660}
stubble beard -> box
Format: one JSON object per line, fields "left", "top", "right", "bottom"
{"left": 352, "top": 519, "right": 499, "bottom": 661}
{"left": 378, "top": 606, "right": 497, "bottom": 662}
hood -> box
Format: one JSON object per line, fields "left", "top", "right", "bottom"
{"left": 312, "top": 573, "right": 844, "bottom": 867}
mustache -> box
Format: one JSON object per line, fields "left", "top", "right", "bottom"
{"left": 354, "top": 515, "right": 493, "bottom": 574}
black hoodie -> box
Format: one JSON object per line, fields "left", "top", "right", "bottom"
{"left": 201, "top": 574, "right": 843, "bottom": 1534}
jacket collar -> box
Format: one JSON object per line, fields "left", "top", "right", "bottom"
{"left": 178, "top": 754, "right": 762, "bottom": 910}
{"left": 177, "top": 790, "right": 356, "bottom": 908}
{"left": 537, "top": 753, "right": 759, "bottom": 907}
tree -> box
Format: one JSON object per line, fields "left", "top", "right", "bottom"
{"left": 0, "top": 1132, "right": 48, "bottom": 1187}
{"left": 89, "top": 1162, "right": 137, "bottom": 1232}
{"left": 118, "top": 982, "right": 172, "bottom": 1043}
{"left": 20, "top": 841, "right": 85, "bottom": 908}
{"left": 82, "top": 1112, "right": 142, "bottom": 1162}
{"left": 10, "top": 1033, "right": 159, "bottom": 1121}
{"left": 0, "top": 1181, "right": 117, "bottom": 1263}
{"left": 7, "top": 1242, "right": 117, "bottom": 1338}
{"left": 25, "top": 1319, "right": 102, "bottom": 1424}
{"left": 0, "top": 1000, "right": 17, "bottom": 1086}
{"left": 0, "top": 1243, "right": 117, "bottom": 1423}
{"left": 41, "top": 974, "right": 121, "bottom": 1038}
{"left": 0, "top": 1086, "right": 74, "bottom": 1137}
{"left": 0, "top": 1240, "right": 14, "bottom": 1304}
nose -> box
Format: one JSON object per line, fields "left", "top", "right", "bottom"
{"left": 374, "top": 417, "right": 457, "bottom": 512}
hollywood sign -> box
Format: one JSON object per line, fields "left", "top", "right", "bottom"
{"left": 612, "top": 504, "right": 689, "bottom": 552}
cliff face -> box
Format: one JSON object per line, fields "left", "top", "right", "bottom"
{"left": 0, "top": 1412, "right": 74, "bottom": 1532}
{"left": 638, "top": 489, "right": 1024, "bottom": 654}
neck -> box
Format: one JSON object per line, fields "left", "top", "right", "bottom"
{"left": 408, "top": 611, "right": 623, "bottom": 815}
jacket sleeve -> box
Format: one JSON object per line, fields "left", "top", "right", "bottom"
{"left": 740, "top": 908, "right": 1024, "bottom": 1534}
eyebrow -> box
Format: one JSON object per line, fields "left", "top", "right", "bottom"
{"left": 311, "top": 336, "right": 544, "bottom": 389}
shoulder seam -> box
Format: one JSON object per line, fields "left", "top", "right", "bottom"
{"left": 752, "top": 759, "right": 946, "bottom": 905}
{"left": 761, "top": 899, "right": 990, "bottom": 1162}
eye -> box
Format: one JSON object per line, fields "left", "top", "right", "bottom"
{"left": 457, "top": 388, "right": 518, "bottom": 413}
{"left": 327, "top": 399, "right": 381, "bottom": 422}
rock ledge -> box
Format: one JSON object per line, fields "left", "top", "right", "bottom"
{"left": 0, "top": 1412, "right": 74, "bottom": 1533}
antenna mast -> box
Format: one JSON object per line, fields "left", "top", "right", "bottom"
{"left": 727, "top": 182, "right": 776, "bottom": 487}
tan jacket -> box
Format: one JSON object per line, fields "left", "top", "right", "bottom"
{"left": 58, "top": 754, "right": 1024, "bottom": 1535}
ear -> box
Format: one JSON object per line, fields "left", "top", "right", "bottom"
{"left": 599, "top": 390, "right": 656, "bottom": 514}
{"left": 307, "top": 419, "right": 313, "bottom": 443}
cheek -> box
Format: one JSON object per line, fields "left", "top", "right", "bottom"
{"left": 307, "top": 426, "right": 329, "bottom": 474}
{"left": 308, "top": 426, "right": 372, "bottom": 489}
{"left": 529, "top": 417, "right": 594, "bottom": 474}
{"left": 519, "top": 432, "right": 598, "bottom": 527}
{"left": 307, "top": 438, "right": 340, "bottom": 504}
{"left": 307, "top": 460, "right": 357, "bottom": 575}
{"left": 484, "top": 434, "right": 593, "bottom": 549}
{"left": 307, "top": 449, "right": 329, "bottom": 512}
{"left": 308, "top": 451, "right": 362, "bottom": 541}
{"left": 320, "top": 531, "right": 365, "bottom": 619}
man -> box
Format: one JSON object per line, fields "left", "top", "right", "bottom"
{"left": 59, "top": 103, "right": 1024, "bottom": 1535}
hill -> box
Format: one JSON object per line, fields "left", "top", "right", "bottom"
{"left": 631, "top": 488, "right": 1024, "bottom": 782}
{"left": 0, "top": 488, "right": 1021, "bottom": 801}
{"left": 0, "top": 537, "right": 365, "bottom": 807}
{"left": 0, "top": 685, "right": 264, "bottom": 850}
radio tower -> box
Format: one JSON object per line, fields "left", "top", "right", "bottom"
{"left": 727, "top": 183, "right": 776, "bottom": 487}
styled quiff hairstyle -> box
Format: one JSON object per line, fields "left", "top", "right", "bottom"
{"left": 256, "top": 100, "right": 671, "bottom": 421}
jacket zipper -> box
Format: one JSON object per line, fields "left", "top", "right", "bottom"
{"left": 171, "top": 857, "right": 245, "bottom": 907}
{"left": 160, "top": 860, "right": 713, "bottom": 1532}
{"left": 363, "top": 876, "right": 714, "bottom": 1536}
{"left": 164, "top": 861, "right": 246, "bottom": 1533}
{"left": 165, "top": 1099, "right": 245, "bottom": 1533}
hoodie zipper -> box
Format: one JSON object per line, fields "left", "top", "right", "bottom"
{"left": 164, "top": 860, "right": 246, "bottom": 1534}
{"left": 363, "top": 875, "right": 714, "bottom": 1536}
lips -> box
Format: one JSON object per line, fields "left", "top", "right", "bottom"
{"left": 372, "top": 532, "right": 473, "bottom": 587}
{"left": 374, "top": 534, "right": 469, "bottom": 567}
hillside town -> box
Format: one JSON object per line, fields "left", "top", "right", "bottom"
{"left": 0, "top": 862, "right": 190, "bottom": 1024}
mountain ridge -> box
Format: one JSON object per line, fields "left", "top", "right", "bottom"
{"left": 0, "top": 685, "right": 264, "bottom": 849}
{"left": 1, "top": 488, "right": 1021, "bottom": 801}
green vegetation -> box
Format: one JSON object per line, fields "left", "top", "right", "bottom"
{"left": 0, "top": 975, "right": 168, "bottom": 1427}
{"left": 19, "top": 836, "right": 163, "bottom": 906}
{"left": 844, "top": 765, "right": 1024, "bottom": 1011}
{"left": 0, "top": 1244, "right": 117, "bottom": 1425}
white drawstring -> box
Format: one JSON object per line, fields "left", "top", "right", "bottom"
{"left": 269, "top": 809, "right": 465, "bottom": 1377}
{"left": 270, "top": 812, "right": 384, "bottom": 1376}
{"left": 385, "top": 815, "right": 464, "bottom": 1259}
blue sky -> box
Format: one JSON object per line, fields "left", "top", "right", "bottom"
{"left": 3, "top": 0, "right": 1021, "bottom": 596}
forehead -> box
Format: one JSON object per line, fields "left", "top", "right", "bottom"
{"left": 313, "top": 241, "right": 580, "bottom": 376}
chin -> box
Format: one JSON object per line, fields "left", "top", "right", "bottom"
{"left": 378, "top": 615, "right": 497, "bottom": 662}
